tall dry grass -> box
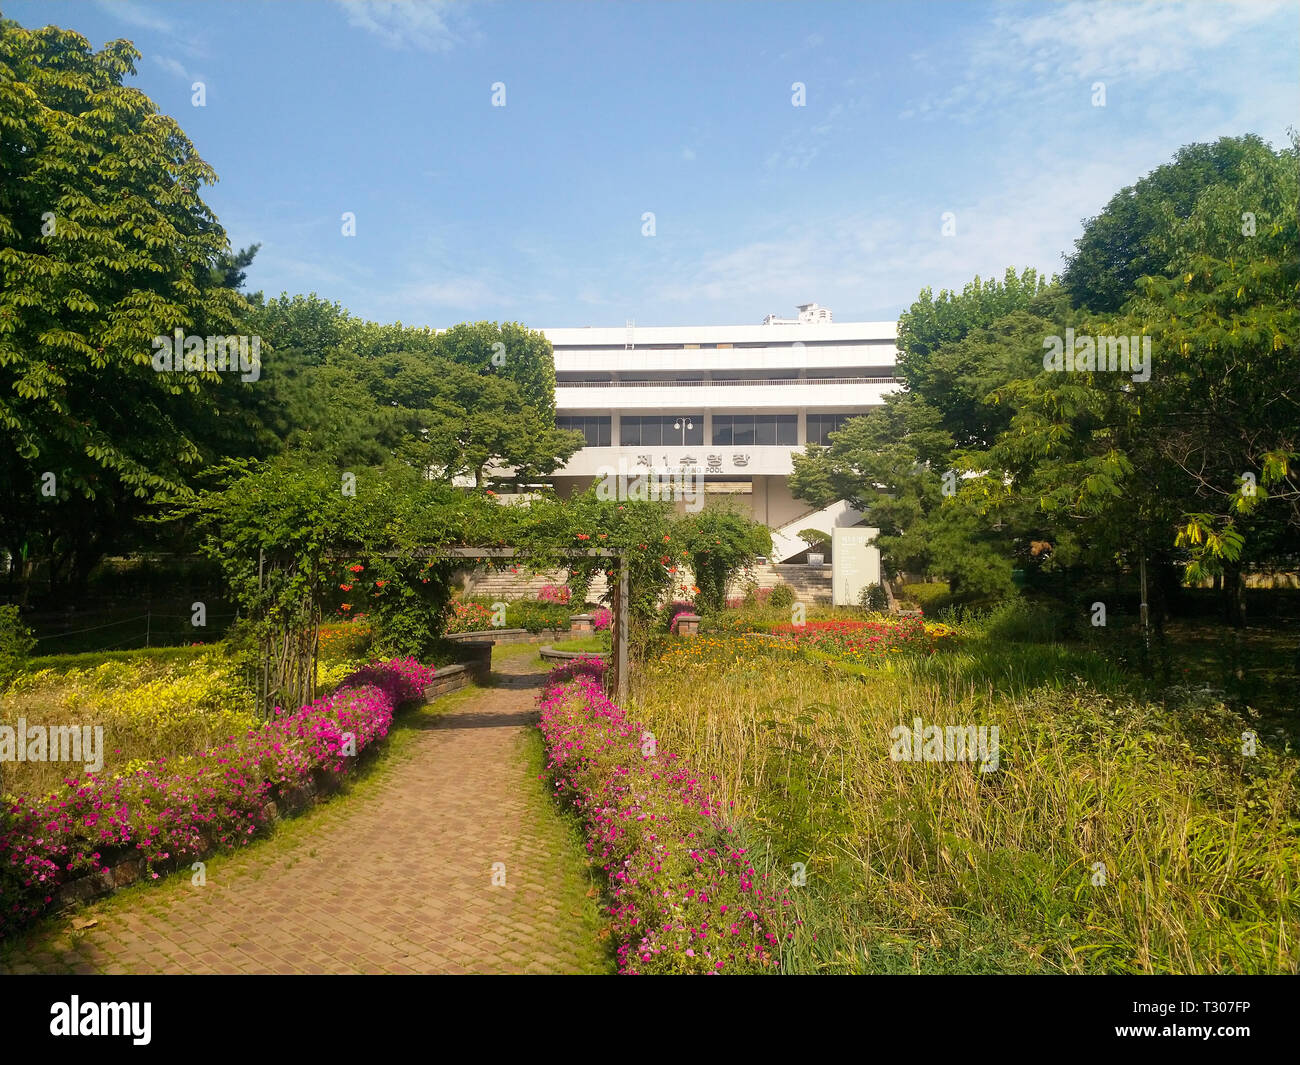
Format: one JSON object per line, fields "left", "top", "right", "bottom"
{"left": 630, "top": 632, "right": 1299, "bottom": 973}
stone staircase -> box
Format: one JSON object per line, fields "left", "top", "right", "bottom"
{"left": 768, "top": 499, "right": 863, "bottom": 563}
{"left": 460, "top": 561, "right": 829, "bottom": 606}
{"left": 458, "top": 567, "right": 610, "bottom": 604}
{"left": 735, "top": 562, "right": 833, "bottom": 604}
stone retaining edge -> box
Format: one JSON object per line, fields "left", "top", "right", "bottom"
{"left": 539, "top": 645, "right": 611, "bottom": 662}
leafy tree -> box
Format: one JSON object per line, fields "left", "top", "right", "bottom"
{"left": 0, "top": 22, "right": 256, "bottom": 593}
{"left": 352, "top": 352, "right": 581, "bottom": 487}
{"left": 242, "top": 299, "right": 582, "bottom": 485}
{"left": 978, "top": 136, "right": 1298, "bottom": 626}
{"left": 432, "top": 321, "right": 559, "bottom": 416}
{"left": 1061, "top": 135, "right": 1271, "bottom": 312}
{"left": 1133, "top": 134, "right": 1300, "bottom": 619}
{"left": 794, "top": 280, "right": 1056, "bottom": 601}
{"left": 896, "top": 267, "right": 1052, "bottom": 406}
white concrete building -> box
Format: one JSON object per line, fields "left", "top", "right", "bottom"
{"left": 540, "top": 306, "right": 900, "bottom": 563}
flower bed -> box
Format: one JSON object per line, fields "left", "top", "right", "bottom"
{"left": 0, "top": 657, "right": 437, "bottom": 937}
{"left": 768, "top": 617, "right": 956, "bottom": 661}
{"left": 538, "top": 658, "right": 789, "bottom": 974}
{"left": 444, "top": 600, "right": 496, "bottom": 634}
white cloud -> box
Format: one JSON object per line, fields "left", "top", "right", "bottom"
{"left": 402, "top": 278, "right": 500, "bottom": 307}
{"left": 335, "top": 0, "right": 469, "bottom": 53}
{"left": 150, "top": 55, "right": 201, "bottom": 82}
{"left": 647, "top": 139, "right": 1168, "bottom": 321}
{"left": 94, "top": 0, "right": 173, "bottom": 33}
{"left": 905, "top": 0, "right": 1295, "bottom": 125}
{"left": 765, "top": 102, "right": 846, "bottom": 171}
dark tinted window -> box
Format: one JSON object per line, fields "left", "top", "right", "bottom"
{"left": 557, "top": 416, "right": 611, "bottom": 447}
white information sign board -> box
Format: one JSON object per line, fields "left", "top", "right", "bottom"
{"left": 831, "top": 526, "right": 880, "bottom": 606}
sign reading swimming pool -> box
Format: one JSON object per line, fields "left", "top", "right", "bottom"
{"left": 831, "top": 526, "right": 880, "bottom": 606}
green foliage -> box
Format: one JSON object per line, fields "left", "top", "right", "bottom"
{"left": 796, "top": 528, "right": 830, "bottom": 548}
{"left": 1062, "top": 135, "right": 1270, "bottom": 312}
{"left": 896, "top": 267, "right": 1053, "bottom": 406}
{"left": 243, "top": 297, "right": 582, "bottom": 485}
{"left": 985, "top": 133, "right": 1299, "bottom": 594}
{"left": 0, "top": 605, "right": 36, "bottom": 684}
{"left": 768, "top": 583, "right": 795, "bottom": 610}
{"left": 178, "top": 455, "right": 491, "bottom": 704}
{"left": 796, "top": 135, "right": 1299, "bottom": 613}
{"left": 0, "top": 20, "right": 264, "bottom": 591}
{"left": 970, "top": 597, "right": 1074, "bottom": 644}
{"left": 675, "top": 505, "right": 771, "bottom": 614}
{"left": 860, "top": 583, "right": 889, "bottom": 611}
{"left": 457, "top": 597, "right": 573, "bottom": 633}
{"left": 507, "top": 600, "right": 572, "bottom": 633}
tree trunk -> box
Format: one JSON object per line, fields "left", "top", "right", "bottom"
{"left": 1223, "top": 562, "right": 1246, "bottom": 629}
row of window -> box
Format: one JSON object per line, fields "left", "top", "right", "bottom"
{"left": 712, "top": 414, "right": 797, "bottom": 446}
{"left": 806, "top": 413, "right": 854, "bottom": 446}
{"left": 556, "top": 415, "right": 612, "bottom": 447}
{"left": 620, "top": 415, "right": 704, "bottom": 446}
{"left": 557, "top": 414, "right": 858, "bottom": 448}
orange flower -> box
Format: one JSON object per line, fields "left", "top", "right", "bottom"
{"left": 375, "top": 579, "right": 386, "bottom": 587}
{"left": 339, "top": 584, "right": 352, "bottom": 591}
{"left": 349, "top": 564, "right": 364, "bottom": 573}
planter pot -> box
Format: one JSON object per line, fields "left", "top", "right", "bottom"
{"left": 807, "top": 552, "right": 824, "bottom": 567}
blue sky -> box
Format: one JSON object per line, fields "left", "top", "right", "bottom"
{"left": 7, "top": 0, "right": 1298, "bottom": 328}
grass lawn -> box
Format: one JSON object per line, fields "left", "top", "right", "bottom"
{"left": 548, "top": 635, "right": 610, "bottom": 654}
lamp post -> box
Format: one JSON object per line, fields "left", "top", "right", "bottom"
{"left": 672, "top": 416, "right": 694, "bottom": 444}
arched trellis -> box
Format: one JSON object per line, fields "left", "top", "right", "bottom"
{"left": 332, "top": 545, "right": 630, "bottom": 700}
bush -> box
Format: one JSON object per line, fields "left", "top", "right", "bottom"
{"left": 768, "top": 584, "right": 796, "bottom": 610}
{"left": 676, "top": 507, "right": 771, "bottom": 614}
{"left": 447, "top": 597, "right": 572, "bottom": 634}
{"left": 975, "top": 597, "right": 1072, "bottom": 643}
{"left": 0, "top": 606, "right": 37, "bottom": 686}
{"left": 859, "top": 583, "right": 889, "bottom": 611}
{"left": 319, "top": 620, "right": 374, "bottom": 662}
{"left": 508, "top": 599, "right": 571, "bottom": 633}
{"left": 443, "top": 600, "right": 496, "bottom": 634}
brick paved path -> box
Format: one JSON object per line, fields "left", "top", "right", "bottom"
{"left": 0, "top": 650, "right": 610, "bottom": 975}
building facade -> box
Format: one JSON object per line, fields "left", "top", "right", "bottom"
{"left": 540, "top": 305, "right": 900, "bottom": 562}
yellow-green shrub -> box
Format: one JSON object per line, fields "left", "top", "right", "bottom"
{"left": 2, "top": 653, "right": 257, "bottom": 799}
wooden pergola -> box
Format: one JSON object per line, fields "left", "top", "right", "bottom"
{"left": 364, "top": 546, "right": 630, "bottom": 699}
